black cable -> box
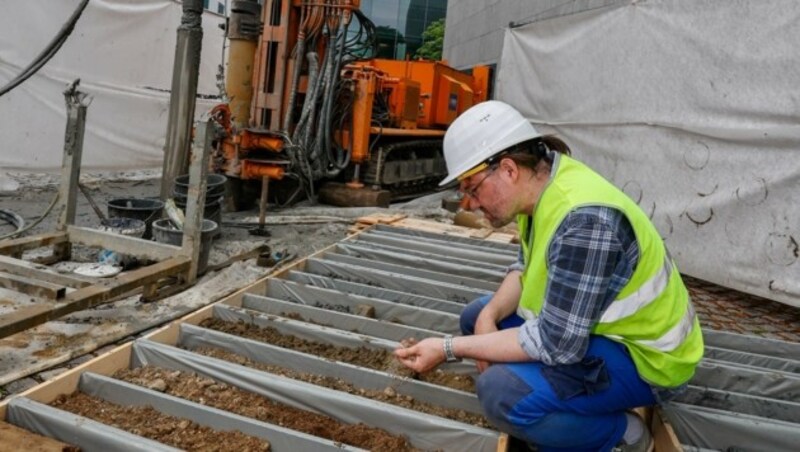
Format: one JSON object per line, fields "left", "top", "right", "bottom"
{"left": 0, "top": 0, "right": 90, "bottom": 98}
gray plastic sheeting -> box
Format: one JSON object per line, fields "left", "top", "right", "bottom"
{"left": 287, "top": 270, "right": 465, "bottom": 314}
{"left": 78, "top": 372, "right": 359, "bottom": 452}
{"left": 131, "top": 339, "right": 500, "bottom": 452}
{"left": 320, "top": 252, "right": 502, "bottom": 291}
{"left": 663, "top": 403, "right": 800, "bottom": 451}
{"left": 6, "top": 397, "right": 180, "bottom": 452}
{"left": 179, "top": 323, "right": 483, "bottom": 414}
{"left": 371, "top": 225, "right": 520, "bottom": 253}
{"left": 355, "top": 232, "right": 517, "bottom": 267}
{"left": 242, "top": 294, "right": 446, "bottom": 342}
{"left": 304, "top": 258, "right": 489, "bottom": 303}
{"left": 211, "top": 304, "right": 478, "bottom": 376}
{"left": 692, "top": 359, "right": 800, "bottom": 402}
{"left": 677, "top": 385, "right": 800, "bottom": 424}
{"left": 335, "top": 242, "right": 507, "bottom": 282}
{"left": 705, "top": 346, "right": 800, "bottom": 374}
{"left": 345, "top": 238, "right": 510, "bottom": 272}
{"left": 672, "top": 331, "right": 800, "bottom": 449}
{"left": 265, "top": 278, "right": 461, "bottom": 334}
{"left": 703, "top": 330, "right": 800, "bottom": 361}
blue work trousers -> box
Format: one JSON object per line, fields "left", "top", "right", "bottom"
{"left": 461, "top": 295, "right": 656, "bottom": 452}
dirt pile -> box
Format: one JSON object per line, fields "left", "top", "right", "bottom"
{"left": 200, "top": 317, "right": 476, "bottom": 393}
{"left": 115, "top": 365, "right": 423, "bottom": 451}
{"left": 192, "top": 345, "right": 490, "bottom": 427}
{"left": 52, "top": 392, "right": 271, "bottom": 451}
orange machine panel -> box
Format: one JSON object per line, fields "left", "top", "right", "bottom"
{"left": 363, "top": 59, "right": 481, "bottom": 129}
{"left": 392, "top": 79, "right": 421, "bottom": 129}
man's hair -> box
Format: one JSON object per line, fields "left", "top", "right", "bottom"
{"left": 501, "top": 135, "right": 571, "bottom": 172}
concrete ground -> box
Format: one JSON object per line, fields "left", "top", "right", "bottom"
{"left": 0, "top": 172, "right": 798, "bottom": 400}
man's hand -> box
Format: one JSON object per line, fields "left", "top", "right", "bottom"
{"left": 394, "top": 338, "right": 445, "bottom": 373}
{"left": 473, "top": 309, "right": 499, "bottom": 372}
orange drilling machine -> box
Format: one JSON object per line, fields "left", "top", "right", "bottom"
{"left": 214, "top": 0, "right": 489, "bottom": 208}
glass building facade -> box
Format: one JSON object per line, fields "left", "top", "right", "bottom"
{"left": 360, "top": 0, "right": 446, "bottom": 59}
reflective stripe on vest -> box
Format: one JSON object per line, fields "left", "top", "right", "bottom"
{"left": 606, "top": 303, "right": 697, "bottom": 353}
{"left": 598, "top": 256, "right": 672, "bottom": 324}
{"left": 519, "top": 255, "right": 697, "bottom": 353}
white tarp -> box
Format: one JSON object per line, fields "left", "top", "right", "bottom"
{"left": 496, "top": 0, "right": 800, "bottom": 307}
{"left": 0, "top": 0, "right": 225, "bottom": 171}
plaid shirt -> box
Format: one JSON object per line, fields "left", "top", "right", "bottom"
{"left": 518, "top": 206, "right": 640, "bottom": 365}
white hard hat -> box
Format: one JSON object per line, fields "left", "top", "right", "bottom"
{"left": 440, "top": 101, "right": 542, "bottom": 186}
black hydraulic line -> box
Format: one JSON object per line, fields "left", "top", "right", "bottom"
{"left": 0, "top": 193, "right": 59, "bottom": 240}
{"left": 309, "top": 34, "right": 335, "bottom": 164}
{"left": 0, "top": 0, "right": 90, "bottom": 98}
{"left": 324, "top": 15, "right": 350, "bottom": 175}
{"left": 282, "top": 8, "right": 308, "bottom": 133}
{"left": 0, "top": 209, "right": 25, "bottom": 234}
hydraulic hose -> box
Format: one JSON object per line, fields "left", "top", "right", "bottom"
{"left": 0, "top": 0, "right": 90, "bottom": 98}
{"left": 282, "top": 7, "right": 309, "bottom": 133}
{"left": 0, "top": 193, "right": 59, "bottom": 240}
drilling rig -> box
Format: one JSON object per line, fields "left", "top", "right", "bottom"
{"left": 215, "top": 0, "right": 489, "bottom": 208}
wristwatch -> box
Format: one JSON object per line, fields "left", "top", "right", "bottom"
{"left": 443, "top": 335, "right": 461, "bottom": 363}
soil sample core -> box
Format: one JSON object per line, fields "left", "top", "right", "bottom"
{"left": 115, "top": 365, "right": 424, "bottom": 451}
{"left": 200, "top": 317, "right": 476, "bottom": 393}
{"left": 190, "top": 345, "right": 490, "bottom": 427}
{"left": 51, "top": 392, "right": 271, "bottom": 451}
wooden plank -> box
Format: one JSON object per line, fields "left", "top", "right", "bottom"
{"left": 495, "top": 433, "right": 508, "bottom": 452}
{"left": 392, "top": 217, "right": 518, "bottom": 245}
{"left": 393, "top": 217, "right": 479, "bottom": 237}
{"left": 181, "top": 120, "right": 213, "bottom": 283}
{"left": 652, "top": 407, "right": 682, "bottom": 452}
{"left": 0, "top": 255, "right": 90, "bottom": 289}
{"left": 0, "top": 304, "right": 66, "bottom": 339}
{"left": 0, "top": 257, "right": 190, "bottom": 339}
{"left": 350, "top": 213, "right": 408, "bottom": 234}
{"left": 0, "top": 272, "right": 65, "bottom": 299}
{"left": 0, "top": 421, "right": 77, "bottom": 452}
{"left": 355, "top": 213, "right": 407, "bottom": 225}
{"left": 67, "top": 225, "right": 181, "bottom": 261}
{"left": 0, "top": 343, "right": 134, "bottom": 419}
{"left": 0, "top": 232, "right": 67, "bottom": 256}
{"left": 52, "top": 88, "right": 88, "bottom": 261}
{"left": 485, "top": 232, "right": 518, "bottom": 244}
{"left": 60, "top": 257, "right": 190, "bottom": 312}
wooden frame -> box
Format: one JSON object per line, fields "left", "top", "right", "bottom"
{"left": 0, "top": 219, "right": 532, "bottom": 451}
{"left": 0, "top": 87, "right": 215, "bottom": 340}
{"left": 0, "top": 220, "right": 520, "bottom": 450}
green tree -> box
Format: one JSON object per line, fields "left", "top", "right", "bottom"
{"left": 414, "top": 18, "right": 445, "bottom": 60}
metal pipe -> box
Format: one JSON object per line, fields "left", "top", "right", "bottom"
{"left": 160, "top": 0, "right": 204, "bottom": 200}
{"left": 226, "top": 0, "right": 262, "bottom": 129}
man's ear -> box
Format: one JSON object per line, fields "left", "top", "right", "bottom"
{"left": 498, "top": 157, "right": 519, "bottom": 182}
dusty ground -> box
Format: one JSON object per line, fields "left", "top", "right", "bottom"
{"left": 0, "top": 174, "right": 455, "bottom": 397}
{"left": 192, "top": 345, "right": 490, "bottom": 427}
{"left": 201, "top": 317, "right": 476, "bottom": 393}
{"left": 52, "top": 391, "right": 271, "bottom": 451}
{"left": 115, "top": 365, "right": 422, "bottom": 451}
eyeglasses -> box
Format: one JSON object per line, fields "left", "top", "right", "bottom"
{"left": 459, "top": 165, "right": 498, "bottom": 201}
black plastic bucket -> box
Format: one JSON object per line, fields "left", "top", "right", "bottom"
{"left": 107, "top": 198, "right": 164, "bottom": 239}
{"left": 174, "top": 197, "right": 223, "bottom": 235}
{"left": 173, "top": 174, "right": 227, "bottom": 198}
{"left": 152, "top": 218, "right": 217, "bottom": 274}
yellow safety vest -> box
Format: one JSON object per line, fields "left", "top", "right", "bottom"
{"left": 517, "top": 154, "right": 703, "bottom": 388}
